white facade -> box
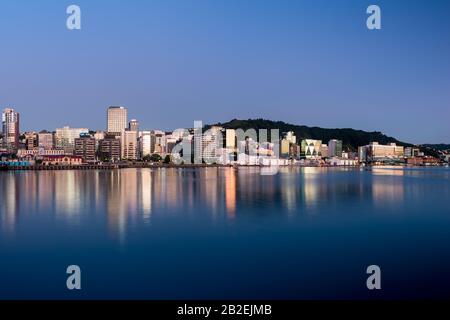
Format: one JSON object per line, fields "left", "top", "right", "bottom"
{"left": 107, "top": 106, "right": 127, "bottom": 134}
{"left": 140, "top": 131, "right": 155, "bottom": 157}
{"left": 121, "top": 130, "right": 138, "bottom": 160}
{"left": 2, "top": 108, "right": 20, "bottom": 150}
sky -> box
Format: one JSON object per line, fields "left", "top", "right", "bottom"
{"left": 1, "top": 0, "right": 449, "bottom": 144}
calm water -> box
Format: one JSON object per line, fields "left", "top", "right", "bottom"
{"left": 1, "top": 166, "right": 450, "bottom": 299}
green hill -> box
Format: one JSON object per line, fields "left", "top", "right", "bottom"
{"left": 208, "top": 118, "right": 412, "bottom": 151}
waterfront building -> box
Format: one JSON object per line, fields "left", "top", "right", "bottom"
{"left": 327, "top": 157, "right": 358, "bottom": 166}
{"left": 301, "top": 139, "right": 322, "bottom": 159}
{"left": 404, "top": 147, "right": 420, "bottom": 158}
{"left": 107, "top": 106, "right": 128, "bottom": 135}
{"left": 226, "top": 129, "right": 236, "bottom": 149}
{"left": 281, "top": 139, "right": 290, "bottom": 158}
{"left": 320, "top": 144, "right": 329, "bottom": 158}
{"left": 1, "top": 108, "right": 20, "bottom": 151}
{"left": 74, "top": 134, "right": 96, "bottom": 163}
{"left": 328, "top": 139, "right": 343, "bottom": 157}
{"left": 200, "top": 126, "right": 222, "bottom": 163}
{"left": 121, "top": 129, "right": 138, "bottom": 160}
{"left": 98, "top": 134, "right": 121, "bottom": 162}
{"left": 358, "top": 142, "right": 405, "bottom": 163}
{"left": 139, "top": 131, "right": 155, "bottom": 158}
{"left": 281, "top": 131, "right": 298, "bottom": 158}
{"left": 153, "top": 130, "right": 166, "bottom": 155}
{"left": 55, "top": 126, "right": 89, "bottom": 154}
{"left": 41, "top": 155, "right": 83, "bottom": 166}
{"left": 38, "top": 130, "right": 54, "bottom": 150}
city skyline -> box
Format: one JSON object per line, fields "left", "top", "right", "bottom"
{"left": 1, "top": 1, "right": 449, "bottom": 144}
{"left": 2, "top": 105, "right": 450, "bottom": 147}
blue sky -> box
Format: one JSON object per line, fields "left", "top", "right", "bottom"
{"left": 1, "top": 0, "right": 449, "bottom": 143}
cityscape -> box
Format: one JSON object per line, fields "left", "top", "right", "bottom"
{"left": 1, "top": 106, "right": 449, "bottom": 170}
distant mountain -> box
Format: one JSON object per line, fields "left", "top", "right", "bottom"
{"left": 208, "top": 118, "right": 413, "bottom": 151}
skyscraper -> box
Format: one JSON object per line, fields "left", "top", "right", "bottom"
{"left": 2, "top": 108, "right": 20, "bottom": 151}
{"left": 129, "top": 119, "right": 139, "bottom": 132}
{"left": 107, "top": 106, "right": 128, "bottom": 135}
{"left": 328, "top": 139, "right": 343, "bottom": 157}
{"left": 140, "top": 131, "right": 155, "bottom": 158}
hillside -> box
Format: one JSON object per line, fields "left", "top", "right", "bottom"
{"left": 421, "top": 144, "right": 450, "bottom": 151}
{"left": 208, "top": 118, "right": 412, "bottom": 151}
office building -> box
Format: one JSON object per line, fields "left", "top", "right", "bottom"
{"left": 2, "top": 108, "right": 20, "bottom": 151}
{"left": 328, "top": 139, "right": 343, "bottom": 157}
{"left": 140, "top": 131, "right": 155, "bottom": 158}
{"left": 74, "top": 134, "right": 96, "bottom": 163}
{"left": 107, "top": 106, "right": 128, "bottom": 135}
{"left": 320, "top": 144, "right": 329, "bottom": 158}
{"left": 24, "top": 132, "right": 38, "bottom": 150}
{"left": 129, "top": 119, "right": 139, "bottom": 132}
{"left": 55, "top": 126, "right": 89, "bottom": 154}
{"left": 226, "top": 129, "right": 236, "bottom": 149}
{"left": 121, "top": 129, "right": 138, "bottom": 160}
{"left": 98, "top": 134, "right": 121, "bottom": 162}
{"left": 358, "top": 142, "right": 405, "bottom": 163}
{"left": 38, "top": 130, "right": 54, "bottom": 150}
{"left": 404, "top": 147, "right": 420, "bottom": 158}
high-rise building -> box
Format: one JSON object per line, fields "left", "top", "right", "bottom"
{"left": 98, "top": 134, "right": 121, "bottom": 162}
{"left": 74, "top": 134, "right": 96, "bottom": 163}
{"left": 129, "top": 119, "right": 139, "bottom": 132}
{"left": 202, "top": 126, "right": 222, "bottom": 163}
{"left": 281, "top": 139, "right": 290, "bottom": 158}
{"left": 320, "top": 144, "right": 329, "bottom": 158}
{"left": 2, "top": 108, "right": 20, "bottom": 151}
{"left": 38, "top": 130, "right": 54, "bottom": 150}
{"left": 121, "top": 129, "right": 138, "bottom": 160}
{"left": 328, "top": 139, "right": 343, "bottom": 157}
{"left": 107, "top": 106, "right": 128, "bottom": 135}
{"left": 226, "top": 129, "right": 236, "bottom": 149}
{"left": 55, "top": 126, "right": 89, "bottom": 154}
{"left": 139, "top": 131, "right": 155, "bottom": 158}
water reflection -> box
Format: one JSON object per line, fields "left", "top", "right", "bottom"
{"left": 1, "top": 167, "right": 450, "bottom": 241}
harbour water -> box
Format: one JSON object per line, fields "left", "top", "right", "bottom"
{"left": 1, "top": 167, "right": 450, "bottom": 299}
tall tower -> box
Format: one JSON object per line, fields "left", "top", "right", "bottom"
{"left": 107, "top": 106, "right": 127, "bottom": 135}
{"left": 2, "top": 108, "right": 20, "bottom": 151}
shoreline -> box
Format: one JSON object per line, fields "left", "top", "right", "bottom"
{"left": 1, "top": 163, "right": 447, "bottom": 171}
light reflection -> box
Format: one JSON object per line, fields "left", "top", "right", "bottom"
{"left": 224, "top": 168, "right": 236, "bottom": 219}
{"left": 1, "top": 167, "right": 446, "bottom": 242}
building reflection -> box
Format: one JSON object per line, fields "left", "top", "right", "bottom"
{"left": 0, "top": 167, "right": 418, "bottom": 241}
{"left": 224, "top": 168, "right": 236, "bottom": 219}
{"left": 0, "top": 173, "right": 19, "bottom": 235}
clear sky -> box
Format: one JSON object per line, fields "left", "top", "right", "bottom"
{"left": 1, "top": 0, "right": 449, "bottom": 144}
